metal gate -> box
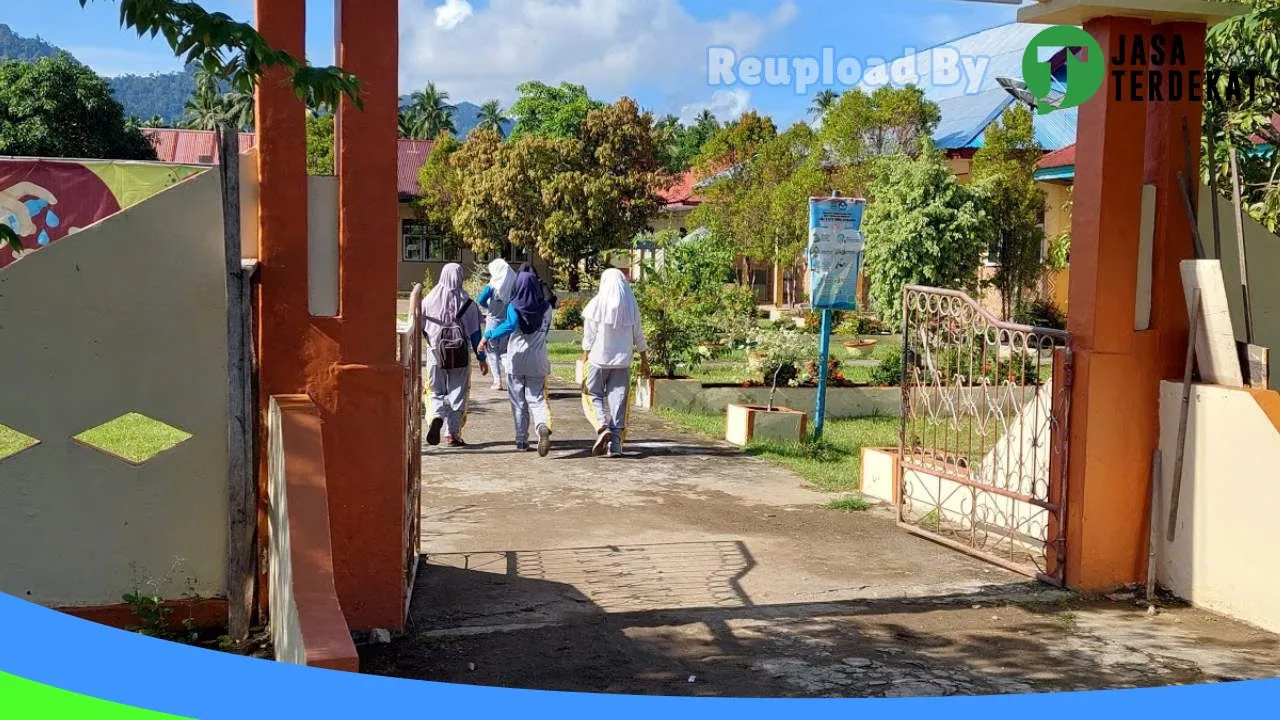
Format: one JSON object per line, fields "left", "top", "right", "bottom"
{"left": 897, "top": 286, "right": 1072, "bottom": 585}
{"left": 399, "top": 284, "right": 425, "bottom": 614}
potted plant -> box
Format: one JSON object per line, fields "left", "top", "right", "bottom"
{"left": 726, "top": 328, "right": 813, "bottom": 446}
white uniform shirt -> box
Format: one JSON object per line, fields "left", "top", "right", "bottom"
{"left": 583, "top": 318, "right": 648, "bottom": 370}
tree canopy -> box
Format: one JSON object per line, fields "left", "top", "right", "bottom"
{"left": 1204, "top": 0, "right": 1280, "bottom": 231}
{"left": 423, "top": 97, "right": 660, "bottom": 285}
{"left": 971, "top": 105, "right": 1047, "bottom": 319}
{"left": 0, "top": 53, "right": 156, "bottom": 160}
{"left": 509, "top": 81, "right": 605, "bottom": 140}
{"left": 862, "top": 146, "right": 992, "bottom": 328}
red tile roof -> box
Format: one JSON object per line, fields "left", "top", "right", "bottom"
{"left": 657, "top": 170, "right": 702, "bottom": 207}
{"left": 144, "top": 128, "right": 256, "bottom": 165}
{"left": 1038, "top": 144, "right": 1075, "bottom": 169}
{"left": 145, "top": 128, "right": 434, "bottom": 197}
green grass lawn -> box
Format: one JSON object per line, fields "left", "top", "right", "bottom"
{"left": 656, "top": 407, "right": 900, "bottom": 494}
{"left": 73, "top": 413, "right": 192, "bottom": 464}
{"left": 0, "top": 424, "right": 39, "bottom": 460}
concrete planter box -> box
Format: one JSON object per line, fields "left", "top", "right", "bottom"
{"left": 634, "top": 377, "right": 704, "bottom": 410}
{"left": 859, "top": 447, "right": 900, "bottom": 504}
{"left": 652, "top": 384, "right": 902, "bottom": 419}
{"left": 726, "top": 404, "right": 808, "bottom": 446}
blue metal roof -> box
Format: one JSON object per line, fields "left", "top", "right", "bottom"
{"left": 859, "top": 23, "right": 1079, "bottom": 151}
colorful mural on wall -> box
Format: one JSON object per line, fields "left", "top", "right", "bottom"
{"left": 1, "top": 159, "right": 203, "bottom": 269}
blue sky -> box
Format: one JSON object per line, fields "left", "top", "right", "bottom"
{"left": 11, "top": 0, "right": 1029, "bottom": 125}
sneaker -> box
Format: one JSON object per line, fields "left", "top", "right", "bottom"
{"left": 608, "top": 443, "right": 623, "bottom": 459}
{"left": 537, "top": 425, "right": 552, "bottom": 458}
{"left": 592, "top": 429, "right": 612, "bottom": 457}
{"left": 448, "top": 435, "right": 467, "bottom": 448}
{"left": 427, "top": 417, "right": 444, "bottom": 447}
{"left": 491, "top": 381, "right": 503, "bottom": 391}
{"left": 516, "top": 442, "right": 529, "bottom": 452}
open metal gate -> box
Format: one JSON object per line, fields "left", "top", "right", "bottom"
{"left": 897, "top": 286, "right": 1072, "bottom": 585}
{"left": 399, "top": 284, "right": 425, "bottom": 615}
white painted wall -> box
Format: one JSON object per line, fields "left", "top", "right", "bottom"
{"left": 1157, "top": 382, "right": 1280, "bottom": 634}
{"left": 0, "top": 170, "right": 229, "bottom": 606}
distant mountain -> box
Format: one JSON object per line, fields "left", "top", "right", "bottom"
{"left": 0, "top": 24, "right": 60, "bottom": 62}
{"left": 2, "top": 24, "right": 509, "bottom": 133}
{"left": 107, "top": 67, "right": 198, "bottom": 124}
{"left": 1, "top": 23, "right": 193, "bottom": 124}
{"left": 398, "top": 97, "right": 515, "bottom": 139}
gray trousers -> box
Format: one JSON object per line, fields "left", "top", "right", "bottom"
{"left": 586, "top": 366, "right": 631, "bottom": 448}
{"left": 428, "top": 363, "right": 471, "bottom": 436}
{"left": 508, "top": 374, "right": 550, "bottom": 444}
{"left": 484, "top": 318, "right": 508, "bottom": 385}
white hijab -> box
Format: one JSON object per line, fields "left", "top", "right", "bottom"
{"left": 584, "top": 268, "right": 641, "bottom": 329}
{"left": 488, "top": 258, "right": 516, "bottom": 302}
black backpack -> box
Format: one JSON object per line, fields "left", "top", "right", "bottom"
{"left": 426, "top": 299, "right": 474, "bottom": 370}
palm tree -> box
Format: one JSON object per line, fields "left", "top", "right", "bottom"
{"left": 224, "top": 88, "right": 255, "bottom": 131}
{"left": 406, "top": 82, "right": 457, "bottom": 139}
{"left": 182, "top": 72, "right": 226, "bottom": 131}
{"left": 475, "top": 99, "right": 510, "bottom": 138}
{"left": 398, "top": 110, "right": 419, "bottom": 139}
{"left": 695, "top": 109, "right": 718, "bottom": 129}
{"left": 809, "top": 89, "right": 841, "bottom": 119}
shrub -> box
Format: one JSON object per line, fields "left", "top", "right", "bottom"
{"left": 837, "top": 313, "right": 886, "bottom": 336}
{"left": 800, "top": 309, "right": 846, "bottom": 333}
{"left": 745, "top": 328, "right": 816, "bottom": 409}
{"left": 1014, "top": 299, "right": 1067, "bottom": 331}
{"left": 554, "top": 296, "right": 585, "bottom": 330}
{"left": 869, "top": 347, "right": 904, "bottom": 387}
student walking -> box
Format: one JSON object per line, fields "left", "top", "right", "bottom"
{"left": 422, "top": 263, "right": 487, "bottom": 448}
{"left": 581, "top": 268, "right": 649, "bottom": 458}
{"left": 476, "top": 258, "right": 516, "bottom": 391}
{"left": 480, "top": 270, "right": 555, "bottom": 457}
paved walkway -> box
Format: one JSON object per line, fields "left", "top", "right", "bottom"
{"left": 361, "top": 369, "right": 1280, "bottom": 697}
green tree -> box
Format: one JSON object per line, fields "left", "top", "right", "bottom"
{"left": 695, "top": 110, "right": 778, "bottom": 172}
{"left": 862, "top": 147, "right": 993, "bottom": 329}
{"left": 809, "top": 89, "right": 841, "bottom": 119}
{"left": 404, "top": 82, "right": 457, "bottom": 139}
{"left": 475, "top": 99, "right": 510, "bottom": 138}
{"left": 970, "top": 106, "right": 1047, "bottom": 320}
{"left": 182, "top": 68, "right": 226, "bottom": 130}
{"left": 416, "top": 131, "right": 464, "bottom": 232}
{"left": 508, "top": 81, "right": 604, "bottom": 140}
{"left": 3, "top": 0, "right": 362, "bottom": 254}
{"left": 653, "top": 111, "right": 721, "bottom": 173}
{"left": 0, "top": 53, "right": 156, "bottom": 160}
{"left": 306, "top": 114, "right": 334, "bottom": 175}
{"left": 819, "top": 86, "right": 941, "bottom": 195}
{"left": 450, "top": 98, "right": 660, "bottom": 285}
{"left": 1204, "top": 0, "right": 1280, "bottom": 231}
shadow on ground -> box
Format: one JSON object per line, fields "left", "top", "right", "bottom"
{"left": 359, "top": 545, "right": 1280, "bottom": 698}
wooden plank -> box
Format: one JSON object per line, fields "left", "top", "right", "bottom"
{"left": 1180, "top": 260, "right": 1245, "bottom": 388}
{"left": 1135, "top": 184, "right": 1157, "bottom": 331}
{"left": 1168, "top": 291, "right": 1202, "bottom": 544}
{"left": 220, "top": 125, "right": 254, "bottom": 640}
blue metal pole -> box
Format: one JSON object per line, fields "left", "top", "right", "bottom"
{"left": 814, "top": 308, "right": 833, "bottom": 442}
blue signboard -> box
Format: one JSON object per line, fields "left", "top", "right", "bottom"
{"left": 807, "top": 197, "right": 867, "bottom": 310}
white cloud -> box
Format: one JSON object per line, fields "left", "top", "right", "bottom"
{"left": 678, "top": 89, "right": 751, "bottom": 125}
{"left": 399, "top": 0, "right": 797, "bottom": 114}
{"left": 434, "top": 0, "right": 474, "bottom": 30}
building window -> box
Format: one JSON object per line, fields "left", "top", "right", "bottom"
{"left": 402, "top": 220, "right": 461, "bottom": 262}
{"left": 481, "top": 241, "right": 530, "bottom": 265}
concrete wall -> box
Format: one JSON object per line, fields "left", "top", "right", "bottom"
{"left": 1157, "top": 382, "right": 1280, "bottom": 634}
{"left": 0, "top": 169, "right": 229, "bottom": 606}
{"left": 1199, "top": 186, "right": 1280, "bottom": 391}
{"left": 308, "top": 176, "right": 339, "bottom": 317}
{"left": 268, "top": 396, "right": 359, "bottom": 672}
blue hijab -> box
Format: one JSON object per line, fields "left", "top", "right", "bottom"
{"left": 511, "top": 271, "right": 550, "bottom": 335}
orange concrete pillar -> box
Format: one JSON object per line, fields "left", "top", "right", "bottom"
{"left": 314, "top": 0, "right": 407, "bottom": 632}
{"left": 254, "top": 0, "right": 310, "bottom": 619}
{"left": 1145, "top": 24, "right": 1206, "bottom": 382}
{"left": 1064, "top": 16, "right": 1159, "bottom": 590}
